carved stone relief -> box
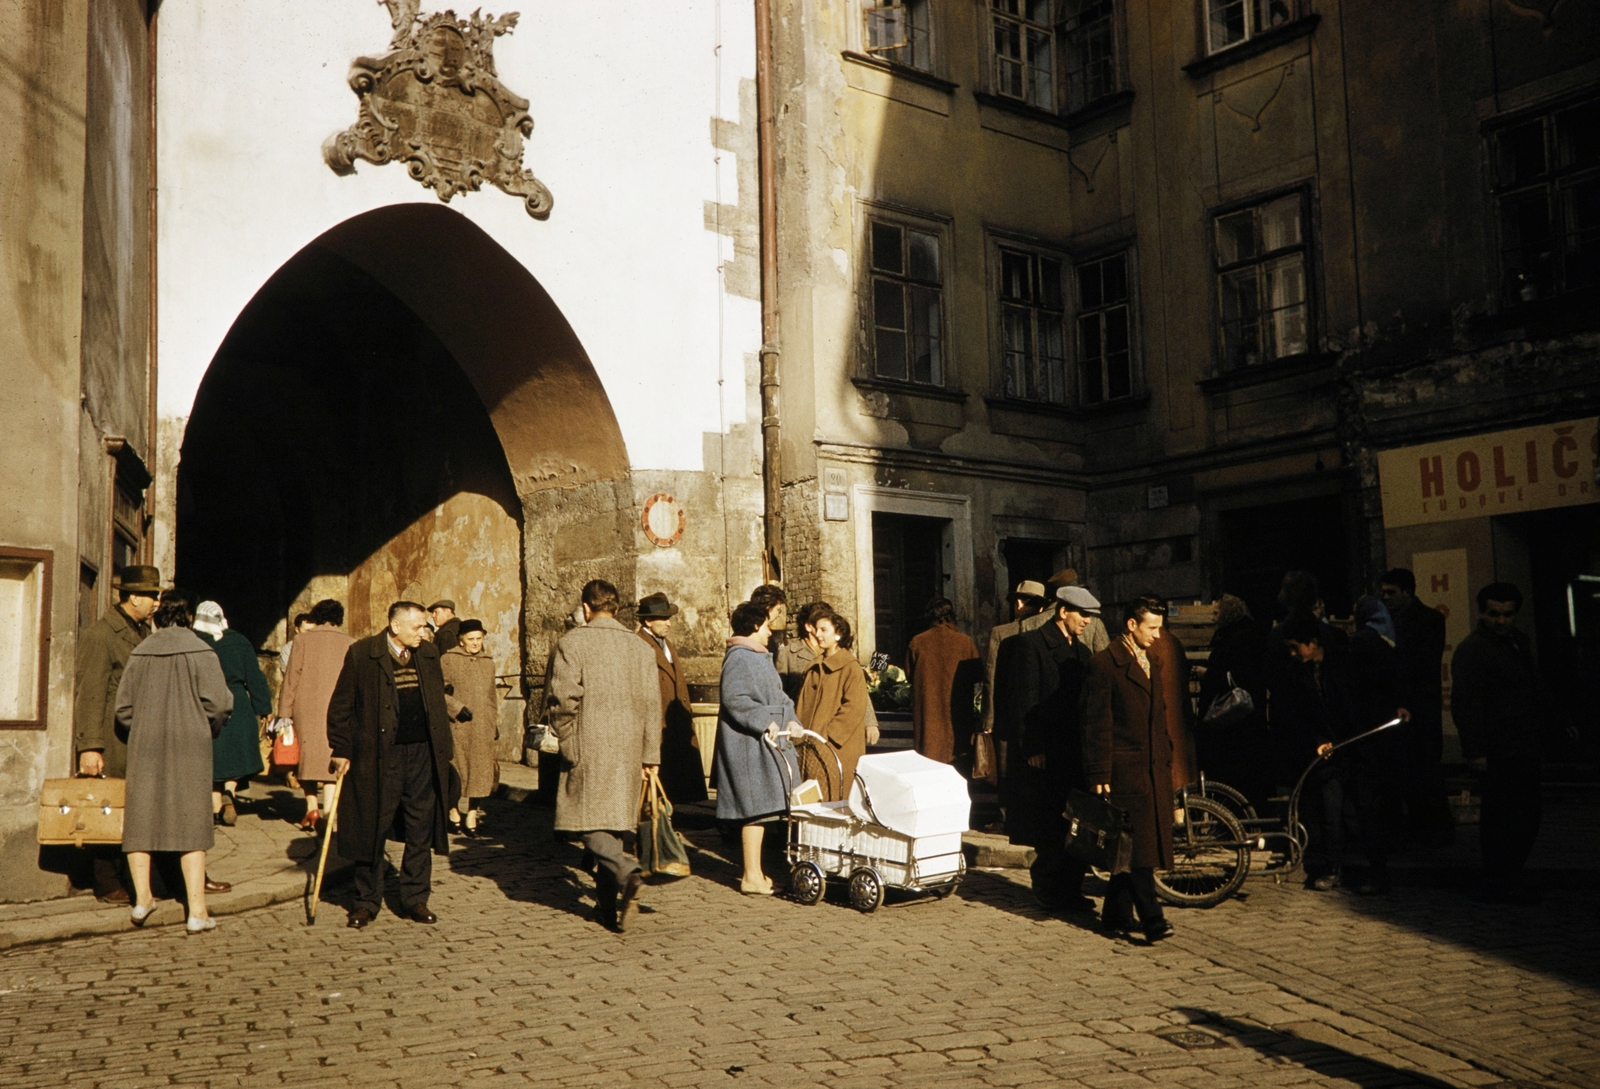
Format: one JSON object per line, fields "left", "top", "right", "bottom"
{"left": 324, "top": 0, "right": 553, "bottom": 219}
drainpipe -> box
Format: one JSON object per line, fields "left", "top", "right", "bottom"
{"left": 755, "top": 0, "right": 782, "bottom": 582}
{"left": 145, "top": 2, "right": 160, "bottom": 567}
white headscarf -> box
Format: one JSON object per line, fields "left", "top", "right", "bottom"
{"left": 194, "top": 600, "right": 228, "bottom": 639}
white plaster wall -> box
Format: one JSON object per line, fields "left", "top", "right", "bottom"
{"left": 157, "top": 0, "right": 760, "bottom": 472}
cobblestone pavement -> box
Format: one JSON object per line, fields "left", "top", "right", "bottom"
{"left": 1, "top": 795, "right": 1595, "bottom": 1089}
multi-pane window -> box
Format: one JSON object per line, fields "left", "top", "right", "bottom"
{"left": 1077, "top": 253, "right": 1132, "bottom": 403}
{"left": 1214, "top": 194, "right": 1309, "bottom": 369}
{"left": 870, "top": 219, "right": 944, "bottom": 384}
{"left": 1061, "top": 0, "right": 1119, "bottom": 112}
{"left": 864, "top": 1, "right": 933, "bottom": 72}
{"left": 1206, "top": 0, "right": 1303, "bottom": 54}
{"left": 992, "top": 0, "right": 1054, "bottom": 110}
{"left": 1000, "top": 248, "right": 1066, "bottom": 402}
{"left": 1492, "top": 97, "right": 1600, "bottom": 302}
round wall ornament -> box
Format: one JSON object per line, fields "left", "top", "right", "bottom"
{"left": 642, "top": 493, "right": 685, "bottom": 547}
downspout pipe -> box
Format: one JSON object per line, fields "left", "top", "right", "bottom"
{"left": 755, "top": 0, "right": 782, "bottom": 581}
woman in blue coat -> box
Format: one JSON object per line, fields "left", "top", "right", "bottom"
{"left": 194, "top": 601, "right": 272, "bottom": 825}
{"left": 715, "top": 599, "right": 802, "bottom": 895}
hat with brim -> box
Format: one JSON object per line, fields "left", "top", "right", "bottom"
{"left": 1045, "top": 568, "right": 1080, "bottom": 591}
{"left": 1056, "top": 585, "right": 1101, "bottom": 616}
{"left": 1009, "top": 580, "right": 1048, "bottom": 602}
{"left": 115, "top": 565, "right": 163, "bottom": 594}
{"left": 427, "top": 599, "right": 456, "bottom": 612}
{"left": 637, "top": 592, "right": 679, "bottom": 620}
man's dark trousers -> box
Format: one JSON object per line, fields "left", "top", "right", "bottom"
{"left": 352, "top": 741, "right": 437, "bottom": 913}
{"left": 1104, "top": 868, "right": 1165, "bottom": 931}
{"left": 1481, "top": 750, "right": 1541, "bottom": 886}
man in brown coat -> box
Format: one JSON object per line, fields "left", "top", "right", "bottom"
{"left": 1148, "top": 610, "right": 1198, "bottom": 795}
{"left": 548, "top": 579, "right": 661, "bottom": 931}
{"left": 1083, "top": 594, "right": 1175, "bottom": 942}
{"left": 637, "top": 592, "right": 707, "bottom": 804}
{"left": 73, "top": 564, "right": 161, "bottom": 902}
{"left": 907, "top": 598, "right": 982, "bottom": 764}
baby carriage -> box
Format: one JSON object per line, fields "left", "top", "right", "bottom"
{"left": 767, "top": 728, "right": 970, "bottom": 912}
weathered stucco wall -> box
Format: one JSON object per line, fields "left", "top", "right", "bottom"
{"left": 0, "top": 0, "right": 91, "bottom": 902}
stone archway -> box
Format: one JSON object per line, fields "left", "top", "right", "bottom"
{"left": 177, "top": 204, "right": 636, "bottom": 746}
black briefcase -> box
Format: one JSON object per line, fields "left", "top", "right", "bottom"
{"left": 1061, "top": 789, "right": 1133, "bottom": 875}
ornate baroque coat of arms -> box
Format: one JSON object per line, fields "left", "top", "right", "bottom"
{"left": 323, "top": 0, "right": 553, "bottom": 219}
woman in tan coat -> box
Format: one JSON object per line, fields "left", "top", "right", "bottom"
{"left": 795, "top": 612, "right": 870, "bottom": 801}
{"left": 278, "top": 599, "right": 355, "bottom": 830}
{"left": 441, "top": 619, "right": 500, "bottom": 836}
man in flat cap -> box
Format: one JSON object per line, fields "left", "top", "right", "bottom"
{"left": 637, "top": 592, "right": 707, "bottom": 804}
{"left": 73, "top": 565, "right": 162, "bottom": 902}
{"left": 985, "top": 581, "right": 1048, "bottom": 822}
{"left": 1021, "top": 569, "right": 1110, "bottom": 654}
{"left": 428, "top": 600, "right": 461, "bottom": 653}
{"left": 1002, "top": 584, "right": 1103, "bottom": 913}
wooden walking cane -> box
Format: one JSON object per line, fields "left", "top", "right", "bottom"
{"left": 307, "top": 767, "right": 347, "bottom": 925}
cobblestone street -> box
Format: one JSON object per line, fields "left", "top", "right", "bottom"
{"left": 2, "top": 793, "right": 1596, "bottom": 1089}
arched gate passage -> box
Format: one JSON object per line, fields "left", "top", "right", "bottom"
{"left": 177, "top": 204, "right": 637, "bottom": 745}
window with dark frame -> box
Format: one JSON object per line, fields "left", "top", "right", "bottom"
{"left": 864, "top": 0, "right": 934, "bottom": 72}
{"left": 1060, "top": 0, "right": 1120, "bottom": 113}
{"left": 869, "top": 218, "right": 944, "bottom": 385}
{"left": 1205, "top": 0, "right": 1304, "bottom": 55}
{"left": 991, "top": 0, "right": 1055, "bottom": 111}
{"left": 1491, "top": 96, "right": 1600, "bottom": 303}
{"left": 999, "top": 247, "right": 1067, "bottom": 403}
{"left": 1076, "top": 252, "right": 1133, "bottom": 403}
{"left": 1214, "top": 193, "right": 1309, "bottom": 369}
{"left": 0, "top": 548, "right": 51, "bottom": 728}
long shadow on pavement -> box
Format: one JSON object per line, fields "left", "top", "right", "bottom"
{"left": 1172, "top": 1008, "right": 1461, "bottom": 1088}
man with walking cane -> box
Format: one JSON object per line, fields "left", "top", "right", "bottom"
{"left": 327, "top": 601, "right": 457, "bottom": 929}
{"left": 547, "top": 579, "right": 661, "bottom": 932}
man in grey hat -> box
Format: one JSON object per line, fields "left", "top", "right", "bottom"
{"left": 73, "top": 564, "right": 162, "bottom": 902}
{"left": 1021, "top": 569, "right": 1111, "bottom": 653}
{"left": 1001, "top": 583, "right": 1103, "bottom": 913}
{"left": 428, "top": 600, "right": 461, "bottom": 653}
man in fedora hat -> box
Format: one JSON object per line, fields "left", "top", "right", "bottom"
{"left": 637, "top": 592, "right": 707, "bottom": 804}
{"left": 427, "top": 600, "right": 461, "bottom": 653}
{"left": 73, "top": 564, "right": 162, "bottom": 902}
{"left": 984, "top": 580, "right": 1049, "bottom": 827}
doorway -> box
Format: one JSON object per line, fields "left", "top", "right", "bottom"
{"left": 872, "top": 512, "right": 949, "bottom": 665}
{"left": 1001, "top": 537, "right": 1071, "bottom": 592}
{"left": 1218, "top": 493, "right": 1351, "bottom": 621}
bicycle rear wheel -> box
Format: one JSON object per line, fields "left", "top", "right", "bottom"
{"left": 1156, "top": 794, "right": 1250, "bottom": 908}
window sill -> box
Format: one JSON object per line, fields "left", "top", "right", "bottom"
{"left": 973, "top": 91, "right": 1073, "bottom": 132}
{"left": 1183, "top": 15, "right": 1321, "bottom": 79}
{"left": 1196, "top": 351, "right": 1337, "bottom": 394}
{"left": 853, "top": 376, "right": 970, "bottom": 403}
{"left": 1061, "top": 89, "right": 1135, "bottom": 130}
{"left": 842, "top": 51, "right": 958, "bottom": 94}
{"left": 985, "top": 392, "right": 1149, "bottom": 418}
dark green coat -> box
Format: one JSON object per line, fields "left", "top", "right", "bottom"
{"left": 201, "top": 629, "right": 272, "bottom": 780}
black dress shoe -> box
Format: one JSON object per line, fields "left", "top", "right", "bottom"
{"left": 346, "top": 907, "right": 375, "bottom": 929}
{"left": 407, "top": 904, "right": 437, "bottom": 924}
{"left": 1143, "top": 920, "right": 1174, "bottom": 943}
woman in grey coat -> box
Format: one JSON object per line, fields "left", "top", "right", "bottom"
{"left": 715, "top": 600, "right": 801, "bottom": 895}
{"left": 115, "top": 592, "right": 233, "bottom": 933}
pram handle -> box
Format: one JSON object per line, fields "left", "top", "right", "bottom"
{"left": 763, "top": 727, "right": 846, "bottom": 795}
{"left": 1286, "top": 716, "right": 1405, "bottom": 841}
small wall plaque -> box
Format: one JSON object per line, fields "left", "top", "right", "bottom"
{"left": 823, "top": 493, "right": 850, "bottom": 522}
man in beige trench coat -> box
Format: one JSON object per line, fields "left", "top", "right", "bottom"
{"left": 547, "top": 579, "right": 661, "bottom": 931}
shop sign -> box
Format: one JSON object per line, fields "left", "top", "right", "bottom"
{"left": 1378, "top": 417, "right": 1598, "bottom": 528}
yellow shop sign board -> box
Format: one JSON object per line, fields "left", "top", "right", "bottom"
{"left": 1378, "top": 417, "right": 1598, "bottom": 528}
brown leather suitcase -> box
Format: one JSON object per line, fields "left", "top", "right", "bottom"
{"left": 37, "top": 778, "right": 125, "bottom": 847}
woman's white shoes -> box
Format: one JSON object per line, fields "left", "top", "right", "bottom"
{"left": 130, "top": 902, "right": 157, "bottom": 926}
{"left": 185, "top": 916, "right": 217, "bottom": 934}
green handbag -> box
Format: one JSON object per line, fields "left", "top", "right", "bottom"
{"left": 637, "top": 768, "right": 692, "bottom": 879}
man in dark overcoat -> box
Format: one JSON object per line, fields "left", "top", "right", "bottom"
{"left": 986, "top": 580, "right": 1047, "bottom": 815}
{"left": 1380, "top": 568, "right": 1452, "bottom": 842}
{"left": 328, "top": 600, "right": 456, "bottom": 928}
{"left": 637, "top": 592, "right": 708, "bottom": 805}
{"left": 1083, "top": 594, "right": 1174, "bottom": 942}
{"left": 428, "top": 600, "right": 462, "bottom": 653}
{"left": 73, "top": 564, "right": 161, "bottom": 902}
{"left": 1004, "top": 585, "right": 1101, "bottom": 914}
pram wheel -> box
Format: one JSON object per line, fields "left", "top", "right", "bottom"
{"left": 848, "top": 867, "right": 885, "bottom": 913}
{"left": 789, "top": 862, "right": 825, "bottom": 905}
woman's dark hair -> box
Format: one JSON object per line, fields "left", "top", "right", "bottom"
{"left": 923, "top": 597, "right": 955, "bottom": 625}
{"left": 731, "top": 600, "right": 770, "bottom": 637}
{"left": 1121, "top": 593, "right": 1165, "bottom": 627}
{"left": 1379, "top": 568, "right": 1416, "bottom": 595}
{"left": 154, "top": 590, "right": 194, "bottom": 630}
{"left": 832, "top": 614, "right": 854, "bottom": 651}
{"left": 581, "top": 579, "right": 621, "bottom": 614}
{"left": 1280, "top": 611, "right": 1323, "bottom": 646}
{"left": 749, "top": 583, "right": 788, "bottom": 612}
{"left": 292, "top": 612, "right": 312, "bottom": 630}
{"left": 308, "top": 599, "right": 345, "bottom": 627}
{"left": 796, "top": 601, "right": 834, "bottom": 631}
{"left": 1477, "top": 581, "right": 1523, "bottom": 612}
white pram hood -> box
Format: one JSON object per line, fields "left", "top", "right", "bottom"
{"left": 847, "top": 750, "right": 971, "bottom": 838}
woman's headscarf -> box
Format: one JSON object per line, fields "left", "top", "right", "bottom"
{"left": 193, "top": 600, "right": 228, "bottom": 639}
{"left": 1355, "top": 595, "right": 1397, "bottom": 644}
